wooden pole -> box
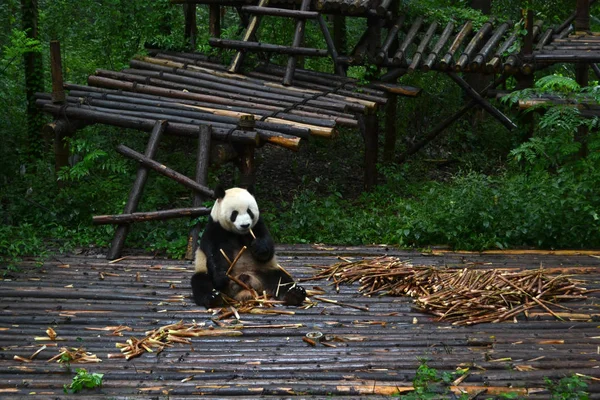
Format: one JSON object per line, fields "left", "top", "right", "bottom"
{"left": 333, "top": 15, "right": 347, "bottom": 74}
{"left": 397, "top": 76, "right": 507, "bottom": 163}
{"left": 185, "top": 125, "right": 212, "bottom": 260}
{"left": 392, "top": 17, "right": 423, "bottom": 66}
{"left": 383, "top": 94, "right": 397, "bottom": 163}
{"left": 50, "top": 41, "right": 65, "bottom": 103}
{"left": 211, "top": 38, "right": 329, "bottom": 57}
{"left": 284, "top": 0, "right": 311, "bottom": 85}
{"left": 422, "top": 22, "right": 454, "bottom": 72}
{"left": 228, "top": 0, "right": 268, "bottom": 73}
{"left": 94, "top": 207, "right": 211, "bottom": 225}
{"left": 318, "top": 15, "right": 346, "bottom": 76}
{"left": 107, "top": 120, "right": 167, "bottom": 260}
{"left": 116, "top": 144, "right": 216, "bottom": 199}
{"left": 438, "top": 21, "right": 473, "bottom": 71}
{"left": 209, "top": 4, "right": 221, "bottom": 38}
{"left": 408, "top": 22, "right": 438, "bottom": 72}
{"left": 575, "top": 0, "right": 590, "bottom": 156}
{"left": 448, "top": 73, "right": 516, "bottom": 131}
{"left": 49, "top": 40, "right": 67, "bottom": 184}
{"left": 21, "top": 0, "right": 44, "bottom": 159}
{"left": 183, "top": 4, "right": 197, "bottom": 48}
{"left": 38, "top": 101, "right": 261, "bottom": 145}
{"left": 359, "top": 112, "right": 378, "bottom": 191}
{"left": 374, "top": 15, "right": 405, "bottom": 64}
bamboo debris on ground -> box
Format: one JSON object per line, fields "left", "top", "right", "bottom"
{"left": 111, "top": 321, "right": 241, "bottom": 360}
{"left": 48, "top": 346, "right": 102, "bottom": 363}
{"left": 307, "top": 256, "right": 589, "bottom": 325}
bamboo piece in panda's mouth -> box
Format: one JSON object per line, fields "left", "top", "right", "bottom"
{"left": 249, "top": 228, "right": 256, "bottom": 239}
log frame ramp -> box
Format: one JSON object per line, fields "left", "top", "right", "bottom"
{"left": 1, "top": 245, "right": 600, "bottom": 398}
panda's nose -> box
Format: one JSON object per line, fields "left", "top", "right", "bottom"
{"left": 240, "top": 223, "right": 250, "bottom": 229}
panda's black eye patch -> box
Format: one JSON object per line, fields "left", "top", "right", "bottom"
{"left": 247, "top": 208, "right": 255, "bottom": 220}
{"left": 230, "top": 211, "right": 238, "bottom": 222}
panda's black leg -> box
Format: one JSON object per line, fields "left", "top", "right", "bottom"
{"left": 191, "top": 272, "right": 223, "bottom": 308}
{"left": 259, "top": 269, "right": 306, "bottom": 306}
{"left": 282, "top": 283, "right": 306, "bottom": 306}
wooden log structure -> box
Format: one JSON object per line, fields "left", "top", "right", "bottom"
{"left": 93, "top": 206, "right": 211, "bottom": 225}
{"left": 422, "top": 22, "right": 454, "bottom": 72}
{"left": 283, "top": 0, "right": 312, "bottom": 85}
{"left": 186, "top": 124, "right": 212, "bottom": 259}
{"left": 116, "top": 144, "right": 215, "bottom": 198}
{"left": 454, "top": 20, "right": 493, "bottom": 72}
{"left": 107, "top": 120, "right": 167, "bottom": 260}
{"left": 210, "top": 38, "right": 330, "bottom": 57}
{"left": 408, "top": 21, "right": 438, "bottom": 72}
{"left": 438, "top": 21, "right": 473, "bottom": 71}
{"left": 228, "top": 0, "right": 268, "bottom": 73}
{"left": 391, "top": 16, "right": 423, "bottom": 66}
{"left": 374, "top": 15, "right": 405, "bottom": 64}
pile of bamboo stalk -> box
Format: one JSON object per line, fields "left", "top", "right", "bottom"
{"left": 48, "top": 347, "right": 102, "bottom": 363}
{"left": 111, "top": 321, "right": 241, "bottom": 360}
{"left": 308, "top": 256, "right": 589, "bottom": 325}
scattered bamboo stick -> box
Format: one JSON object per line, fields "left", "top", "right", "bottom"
{"left": 48, "top": 347, "right": 102, "bottom": 363}
{"left": 307, "top": 256, "right": 590, "bottom": 325}
{"left": 111, "top": 321, "right": 241, "bottom": 360}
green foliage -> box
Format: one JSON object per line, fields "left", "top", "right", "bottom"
{"left": 502, "top": 75, "right": 600, "bottom": 173}
{"left": 63, "top": 368, "right": 104, "bottom": 394}
{"left": 406, "top": 0, "right": 489, "bottom": 28}
{"left": 400, "top": 360, "right": 468, "bottom": 399}
{"left": 544, "top": 375, "right": 589, "bottom": 400}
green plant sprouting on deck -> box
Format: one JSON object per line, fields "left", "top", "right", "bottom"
{"left": 63, "top": 368, "right": 104, "bottom": 394}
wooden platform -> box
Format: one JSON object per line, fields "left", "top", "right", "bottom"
{"left": 1, "top": 246, "right": 600, "bottom": 398}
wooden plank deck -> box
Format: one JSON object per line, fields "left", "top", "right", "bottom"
{"left": 1, "top": 245, "right": 600, "bottom": 398}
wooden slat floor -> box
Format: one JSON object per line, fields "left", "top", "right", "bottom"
{"left": 1, "top": 245, "right": 600, "bottom": 399}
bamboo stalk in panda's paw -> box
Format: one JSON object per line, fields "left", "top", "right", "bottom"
{"left": 225, "top": 246, "right": 247, "bottom": 275}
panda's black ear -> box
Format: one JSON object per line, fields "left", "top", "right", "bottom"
{"left": 214, "top": 186, "right": 226, "bottom": 199}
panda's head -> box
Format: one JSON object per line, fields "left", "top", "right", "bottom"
{"left": 210, "top": 187, "right": 259, "bottom": 235}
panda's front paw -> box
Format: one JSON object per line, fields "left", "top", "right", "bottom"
{"left": 213, "top": 273, "right": 230, "bottom": 291}
{"left": 250, "top": 239, "right": 274, "bottom": 262}
{"left": 205, "top": 289, "right": 224, "bottom": 308}
{"left": 282, "top": 284, "right": 306, "bottom": 306}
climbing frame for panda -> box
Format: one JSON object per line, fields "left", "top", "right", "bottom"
{"left": 36, "top": 49, "right": 416, "bottom": 259}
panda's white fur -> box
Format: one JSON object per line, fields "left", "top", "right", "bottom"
{"left": 211, "top": 187, "right": 259, "bottom": 235}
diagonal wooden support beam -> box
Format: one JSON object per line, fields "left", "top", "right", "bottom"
{"left": 397, "top": 75, "right": 509, "bottom": 164}
{"left": 107, "top": 120, "right": 167, "bottom": 260}
{"left": 116, "top": 144, "right": 215, "bottom": 199}
{"left": 228, "top": 0, "right": 269, "bottom": 73}
{"left": 317, "top": 14, "right": 346, "bottom": 77}
{"left": 448, "top": 72, "right": 516, "bottom": 131}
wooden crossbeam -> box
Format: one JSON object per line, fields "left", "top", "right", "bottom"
{"left": 107, "top": 120, "right": 167, "bottom": 260}
{"left": 397, "top": 75, "right": 509, "bottom": 164}
{"left": 448, "top": 72, "right": 516, "bottom": 131}
{"left": 116, "top": 144, "right": 215, "bottom": 198}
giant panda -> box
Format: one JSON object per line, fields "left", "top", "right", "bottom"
{"left": 191, "top": 186, "right": 306, "bottom": 308}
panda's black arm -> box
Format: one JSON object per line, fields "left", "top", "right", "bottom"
{"left": 248, "top": 217, "right": 275, "bottom": 262}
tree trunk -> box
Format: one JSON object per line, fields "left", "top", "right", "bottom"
{"left": 21, "top": 0, "right": 45, "bottom": 159}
